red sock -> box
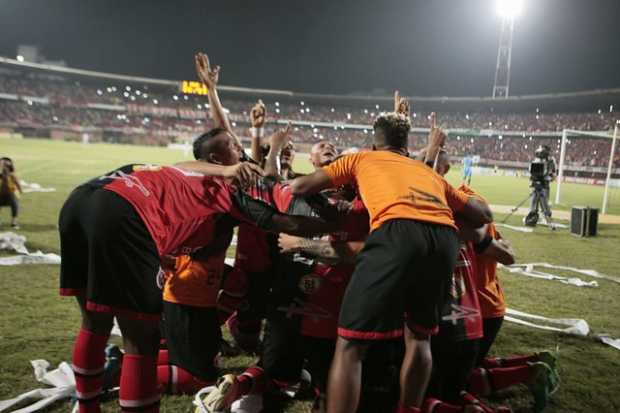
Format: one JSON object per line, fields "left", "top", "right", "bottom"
{"left": 395, "top": 403, "right": 421, "bottom": 413}
{"left": 422, "top": 398, "right": 462, "bottom": 413}
{"left": 488, "top": 354, "right": 538, "bottom": 368}
{"left": 238, "top": 366, "right": 265, "bottom": 395}
{"left": 468, "top": 367, "right": 491, "bottom": 396}
{"left": 119, "top": 354, "right": 159, "bottom": 412}
{"left": 156, "top": 350, "right": 169, "bottom": 366}
{"left": 72, "top": 328, "right": 109, "bottom": 413}
{"left": 156, "top": 365, "right": 213, "bottom": 395}
{"left": 488, "top": 365, "right": 532, "bottom": 391}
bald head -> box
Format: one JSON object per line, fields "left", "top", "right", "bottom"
{"left": 310, "top": 140, "right": 337, "bottom": 168}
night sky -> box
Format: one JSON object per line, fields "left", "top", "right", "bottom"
{"left": 0, "top": 0, "right": 619, "bottom": 96}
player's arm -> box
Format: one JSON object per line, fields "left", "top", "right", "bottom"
{"left": 476, "top": 237, "right": 516, "bottom": 265}
{"left": 289, "top": 170, "right": 335, "bottom": 196}
{"left": 249, "top": 100, "right": 266, "bottom": 163}
{"left": 231, "top": 189, "right": 339, "bottom": 236}
{"left": 278, "top": 234, "right": 364, "bottom": 264}
{"left": 264, "top": 123, "right": 292, "bottom": 179}
{"left": 174, "top": 161, "right": 263, "bottom": 188}
{"left": 195, "top": 52, "right": 236, "bottom": 138}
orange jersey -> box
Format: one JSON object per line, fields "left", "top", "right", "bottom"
{"left": 323, "top": 151, "right": 470, "bottom": 231}
{"left": 458, "top": 184, "right": 506, "bottom": 318}
{"left": 163, "top": 252, "right": 227, "bottom": 307}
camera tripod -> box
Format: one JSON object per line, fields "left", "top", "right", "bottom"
{"left": 502, "top": 184, "right": 554, "bottom": 229}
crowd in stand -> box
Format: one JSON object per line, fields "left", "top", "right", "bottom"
{"left": 0, "top": 71, "right": 619, "bottom": 168}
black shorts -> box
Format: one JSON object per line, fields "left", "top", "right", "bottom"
{"left": 260, "top": 309, "right": 334, "bottom": 392}
{"left": 429, "top": 334, "right": 480, "bottom": 402}
{"left": 162, "top": 301, "right": 221, "bottom": 381}
{"left": 59, "top": 186, "right": 162, "bottom": 320}
{"left": 338, "top": 219, "right": 459, "bottom": 340}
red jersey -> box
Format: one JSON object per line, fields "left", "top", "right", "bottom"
{"left": 300, "top": 202, "right": 369, "bottom": 339}
{"left": 85, "top": 164, "right": 273, "bottom": 257}
{"left": 438, "top": 242, "right": 483, "bottom": 342}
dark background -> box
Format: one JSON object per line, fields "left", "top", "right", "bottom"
{"left": 0, "top": 0, "right": 618, "bottom": 96}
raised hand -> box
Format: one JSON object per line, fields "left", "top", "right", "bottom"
{"left": 250, "top": 99, "right": 266, "bottom": 128}
{"left": 269, "top": 122, "right": 292, "bottom": 151}
{"left": 394, "top": 90, "right": 410, "bottom": 118}
{"left": 428, "top": 112, "right": 446, "bottom": 149}
{"left": 194, "top": 52, "right": 221, "bottom": 90}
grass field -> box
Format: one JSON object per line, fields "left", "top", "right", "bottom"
{"left": 0, "top": 138, "right": 619, "bottom": 413}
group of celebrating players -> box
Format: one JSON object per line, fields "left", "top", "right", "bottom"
{"left": 58, "top": 52, "right": 560, "bottom": 413}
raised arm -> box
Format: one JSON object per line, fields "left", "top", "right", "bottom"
{"left": 249, "top": 100, "right": 266, "bottom": 162}
{"left": 263, "top": 123, "right": 292, "bottom": 179}
{"left": 195, "top": 52, "right": 235, "bottom": 136}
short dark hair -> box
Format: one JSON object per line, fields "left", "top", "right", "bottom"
{"left": 192, "top": 127, "right": 227, "bottom": 160}
{"left": 373, "top": 112, "right": 411, "bottom": 149}
{"left": 1, "top": 157, "right": 14, "bottom": 172}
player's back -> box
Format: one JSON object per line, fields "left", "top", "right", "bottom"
{"left": 324, "top": 151, "right": 467, "bottom": 231}
{"left": 84, "top": 164, "right": 236, "bottom": 256}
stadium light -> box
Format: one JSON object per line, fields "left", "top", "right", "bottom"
{"left": 16, "top": 55, "right": 24, "bottom": 62}
{"left": 496, "top": 0, "right": 524, "bottom": 18}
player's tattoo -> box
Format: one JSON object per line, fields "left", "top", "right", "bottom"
{"left": 297, "top": 239, "right": 340, "bottom": 262}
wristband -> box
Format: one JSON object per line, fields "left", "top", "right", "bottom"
{"left": 474, "top": 235, "right": 493, "bottom": 254}
{"left": 250, "top": 127, "right": 264, "bottom": 138}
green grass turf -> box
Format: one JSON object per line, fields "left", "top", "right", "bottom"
{"left": 0, "top": 138, "right": 619, "bottom": 412}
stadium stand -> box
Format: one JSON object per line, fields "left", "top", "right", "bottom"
{"left": 0, "top": 57, "right": 619, "bottom": 177}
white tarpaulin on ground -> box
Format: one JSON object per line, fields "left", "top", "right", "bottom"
{"left": 19, "top": 181, "right": 56, "bottom": 193}
{"left": 506, "top": 308, "right": 590, "bottom": 336}
{"left": 0, "top": 232, "right": 29, "bottom": 254}
{"left": 0, "top": 232, "right": 60, "bottom": 265}
{"left": 506, "top": 308, "right": 620, "bottom": 351}
{"left": 500, "top": 262, "right": 620, "bottom": 287}
{"left": 0, "top": 360, "right": 75, "bottom": 413}
{"left": 495, "top": 223, "right": 534, "bottom": 233}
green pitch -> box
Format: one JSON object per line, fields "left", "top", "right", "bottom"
{"left": 0, "top": 139, "right": 618, "bottom": 412}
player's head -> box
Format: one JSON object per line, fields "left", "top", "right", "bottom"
{"left": 0, "top": 157, "right": 14, "bottom": 173}
{"left": 372, "top": 112, "right": 411, "bottom": 152}
{"left": 193, "top": 128, "right": 242, "bottom": 166}
{"left": 417, "top": 149, "right": 450, "bottom": 176}
{"left": 280, "top": 141, "right": 296, "bottom": 169}
{"left": 310, "top": 140, "right": 338, "bottom": 168}
{"left": 435, "top": 150, "right": 450, "bottom": 176}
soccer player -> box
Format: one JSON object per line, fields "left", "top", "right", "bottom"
{"left": 418, "top": 150, "right": 505, "bottom": 413}
{"left": 0, "top": 157, "right": 22, "bottom": 229}
{"left": 59, "top": 123, "right": 339, "bottom": 413}
{"left": 201, "top": 187, "right": 368, "bottom": 413}
{"left": 289, "top": 111, "right": 493, "bottom": 413}
{"left": 462, "top": 155, "right": 473, "bottom": 185}
{"left": 310, "top": 140, "right": 338, "bottom": 169}
{"left": 458, "top": 185, "right": 558, "bottom": 413}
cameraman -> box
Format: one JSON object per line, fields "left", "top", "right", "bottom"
{"left": 0, "top": 157, "right": 22, "bottom": 229}
{"left": 526, "top": 145, "right": 556, "bottom": 225}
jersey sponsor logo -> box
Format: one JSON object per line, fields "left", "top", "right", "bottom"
{"left": 277, "top": 297, "right": 332, "bottom": 322}
{"left": 99, "top": 170, "right": 151, "bottom": 197}
{"left": 442, "top": 304, "right": 480, "bottom": 325}
{"left": 298, "top": 274, "right": 322, "bottom": 295}
{"left": 398, "top": 186, "right": 445, "bottom": 206}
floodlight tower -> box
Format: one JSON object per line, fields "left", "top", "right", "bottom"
{"left": 493, "top": 0, "right": 524, "bottom": 98}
